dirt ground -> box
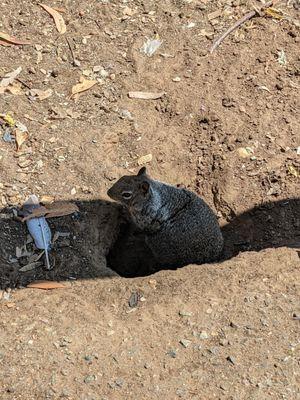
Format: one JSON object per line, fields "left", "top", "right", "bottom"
{"left": 0, "top": 0, "right": 299, "bottom": 399}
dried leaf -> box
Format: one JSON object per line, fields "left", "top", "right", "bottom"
{"left": 0, "top": 40, "right": 11, "bottom": 47}
{"left": 265, "top": 7, "right": 285, "bottom": 20}
{"left": 138, "top": 153, "right": 153, "bottom": 165}
{"left": 16, "top": 245, "right": 32, "bottom": 258}
{"left": 27, "top": 280, "right": 66, "bottom": 290}
{"left": 71, "top": 79, "right": 97, "bottom": 96}
{"left": 15, "top": 129, "right": 29, "bottom": 151}
{"left": 40, "top": 4, "right": 67, "bottom": 34}
{"left": 19, "top": 261, "right": 43, "bottom": 272}
{"left": 52, "top": 7, "right": 66, "bottom": 13}
{"left": 0, "top": 113, "right": 15, "bottom": 126}
{"left": 0, "top": 67, "right": 22, "bottom": 88}
{"left": 0, "top": 31, "right": 31, "bottom": 46}
{"left": 128, "top": 91, "right": 165, "bottom": 100}
{"left": 21, "top": 202, "right": 79, "bottom": 222}
{"left": 7, "top": 82, "right": 23, "bottom": 95}
{"left": 257, "top": 85, "right": 271, "bottom": 93}
{"left": 288, "top": 165, "right": 299, "bottom": 178}
{"left": 29, "top": 88, "right": 53, "bottom": 100}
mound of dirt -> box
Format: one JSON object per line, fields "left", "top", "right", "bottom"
{"left": 1, "top": 248, "right": 299, "bottom": 399}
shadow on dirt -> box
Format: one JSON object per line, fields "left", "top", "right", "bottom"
{"left": 0, "top": 197, "right": 299, "bottom": 289}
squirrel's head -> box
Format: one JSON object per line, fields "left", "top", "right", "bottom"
{"left": 107, "top": 167, "right": 151, "bottom": 208}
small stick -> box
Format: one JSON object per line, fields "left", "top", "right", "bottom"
{"left": 65, "top": 36, "right": 76, "bottom": 65}
{"left": 16, "top": 78, "right": 31, "bottom": 89}
{"left": 210, "top": 1, "right": 274, "bottom": 53}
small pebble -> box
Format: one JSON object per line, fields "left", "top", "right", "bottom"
{"left": 199, "top": 331, "right": 209, "bottom": 339}
{"left": 227, "top": 355, "right": 236, "bottom": 365}
{"left": 180, "top": 339, "right": 191, "bottom": 348}
{"left": 84, "top": 375, "right": 96, "bottom": 384}
{"left": 166, "top": 349, "right": 177, "bottom": 358}
{"left": 115, "top": 378, "right": 124, "bottom": 387}
{"left": 179, "top": 310, "right": 192, "bottom": 317}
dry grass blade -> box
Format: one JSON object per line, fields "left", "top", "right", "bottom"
{"left": 40, "top": 4, "right": 67, "bottom": 34}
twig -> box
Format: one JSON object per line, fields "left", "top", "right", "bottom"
{"left": 210, "top": 1, "right": 275, "bottom": 53}
{"left": 16, "top": 78, "right": 31, "bottom": 89}
{"left": 65, "top": 36, "right": 76, "bottom": 66}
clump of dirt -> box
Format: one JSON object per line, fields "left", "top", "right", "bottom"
{"left": 0, "top": 0, "right": 299, "bottom": 398}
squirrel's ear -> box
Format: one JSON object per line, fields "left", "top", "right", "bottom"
{"left": 137, "top": 166, "right": 147, "bottom": 176}
{"left": 140, "top": 181, "right": 150, "bottom": 194}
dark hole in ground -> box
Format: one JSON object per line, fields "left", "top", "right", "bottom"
{"left": 0, "top": 198, "right": 299, "bottom": 289}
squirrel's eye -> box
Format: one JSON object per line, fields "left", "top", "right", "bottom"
{"left": 122, "top": 191, "right": 132, "bottom": 199}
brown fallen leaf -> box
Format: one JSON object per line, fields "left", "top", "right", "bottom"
{"left": 128, "top": 91, "right": 166, "bottom": 100}
{"left": 29, "top": 88, "right": 53, "bottom": 101}
{"left": 21, "top": 202, "right": 79, "bottom": 222}
{"left": 40, "top": 4, "right": 67, "bottom": 34}
{"left": 7, "top": 82, "right": 23, "bottom": 95}
{"left": 0, "top": 40, "right": 11, "bottom": 47}
{"left": 27, "top": 280, "right": 66, "bottom": 290}
{"left": 71, "top": 78, "right": 97, "bottom": 97}
{"left": 52, "top": 6, "right": 66, "bottom": 13}
{"left": 0, "top": 31, "right": 31, "bottom": 46}
{"left": 15, "top": 128, "right": 29, "bottom": 151}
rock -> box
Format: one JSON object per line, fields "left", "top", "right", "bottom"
{"left": 128, "top": 292, "right": 141, "bottom": 308}
{"left": 219, "top": 338, "right": 228, "bottom": 346}
{"left": 208, "top": 347, "right": 218, "bottom": 355}
{"left": 60, "top": 388, "right": 70, "bottom": 397}
{"left": 180, "top": 339, "right": 191, "bottom": 348}
{"left": 222, "top": 97, "right": 235, "bottom": 107}
{"left": 236, "top": 147, "right": 254, "bottom": 158}
{"left": 166, "top": 349, "right": 177, "bottom": 358}
{"left": 115, "top": 378, "right": 124, "bottom": 387}
{"left": 179, "top": 310, "right": 192, "bottom": 317}
{"left": 176, "top": 388, "right": 187, "bottom": 397}
{"left": 84, "top": 375, "right": 96, "bottom": 384}
{"left": 227, "top": 355, "right": 236, "bottom": 365}
{"left": 199, "top": 331, "right": 209, "bottom": 339}
{"left": 220, "top": 382, "right": 229, "bottom": 391}
{"left": 292, "top": 312, "right": 300, "bottom": 320}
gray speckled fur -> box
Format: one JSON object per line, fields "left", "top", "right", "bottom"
{"left": 107, "top": 168, "right": 223, "bottom": 272}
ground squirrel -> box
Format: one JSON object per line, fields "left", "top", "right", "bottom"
{"left": 106, "top": 167, "right": 223, "bottom": 277}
